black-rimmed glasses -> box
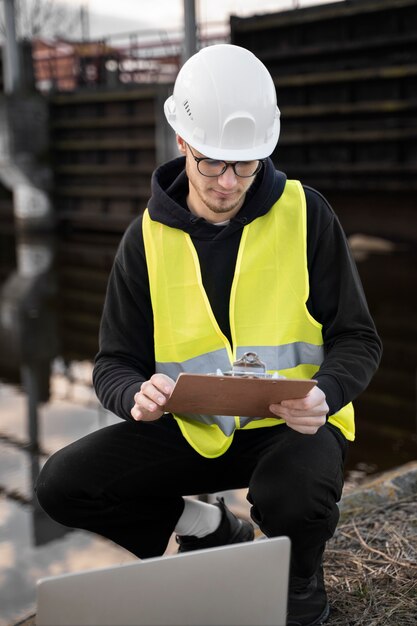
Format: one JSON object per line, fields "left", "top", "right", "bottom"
{"left": 186, "top": 144, "right": 264, "bottom": 178}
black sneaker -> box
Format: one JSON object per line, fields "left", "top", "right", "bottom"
{"left": 176, "top": 497, "right": 254, "bottom": 553}
{"left": 287, "top": 564, "right": 330, "bottom": 626}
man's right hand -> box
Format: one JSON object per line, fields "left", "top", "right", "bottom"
{"left": 131, "top": 374, "right": 175, "bottom": 422}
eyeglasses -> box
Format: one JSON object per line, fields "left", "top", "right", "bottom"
{"left": 186, "top": 144, "right": 264, "bottom": 178}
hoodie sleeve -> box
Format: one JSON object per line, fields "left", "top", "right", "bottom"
{"left": 304, "top": 187, "right": 382, "bottom": 416}
{"left": 92, "top": 216, "right": 155, "bottom": 421}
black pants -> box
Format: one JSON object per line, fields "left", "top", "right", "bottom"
{"left": 35, "top": 417, "right": 347, "bottom": 578}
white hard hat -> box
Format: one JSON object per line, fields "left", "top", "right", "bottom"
{"left": 164, "top": 44, "right": 280, "bottom": 161}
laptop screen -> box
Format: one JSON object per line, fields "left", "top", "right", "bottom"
{"left": 37, "top": 536, "right": 290, "bottom": 626}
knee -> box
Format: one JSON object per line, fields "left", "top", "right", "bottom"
{"left": 253, "top": 476, "right": 314, "bottom": 524}
{"left": 249, "top": 467, "right": 339, "bottom": 537}
{"left": 35, "top": 451, "right": 81, "bottom": 526}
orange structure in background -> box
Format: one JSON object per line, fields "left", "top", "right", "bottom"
{"left": 31, "top": 25, "right": 228, "bottom": 92}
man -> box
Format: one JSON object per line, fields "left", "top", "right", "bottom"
{"left": 36, "top": 44, "right": 382, "bottom": 625}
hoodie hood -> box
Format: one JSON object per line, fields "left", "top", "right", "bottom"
{"left": 147, "top": 156, "right": 287, "bottom": 240}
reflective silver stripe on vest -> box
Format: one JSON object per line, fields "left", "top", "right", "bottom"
{"left": 156, "top": 342, "right": 324, "bottom": 437}
{"left": 156, "top": 342, "right": 324, "bottom": 380}
{"left": 156, "top": 348, "right": 231, "bottom": 380}
{"left": 180, "top": 413, "right": 237, "bottom": 437}
{"left": 237, "top": 344, "right": 324, "bottom": 371}
{"left": 239, "top": 416, "right": 270, "bottom": 428}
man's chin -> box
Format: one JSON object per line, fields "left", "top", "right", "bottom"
{"left": 205, "top": 196, "right": 244, "bottom": 214}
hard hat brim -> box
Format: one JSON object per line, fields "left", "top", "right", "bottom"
{"left": 164, "top": 95, "right": 280, "bottom": 161}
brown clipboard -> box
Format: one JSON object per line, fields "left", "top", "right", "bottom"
{"left": 165, "top": 373, "right": 317, "bottom": 417}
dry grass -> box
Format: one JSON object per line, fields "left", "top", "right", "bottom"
{"left": 325, "top": 497, "right": 417, "bottom": 625}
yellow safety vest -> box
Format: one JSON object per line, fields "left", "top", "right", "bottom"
{"left": 142, "top": 179, "right": 354, "bottom": 458}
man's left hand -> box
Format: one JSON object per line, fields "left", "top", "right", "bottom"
{"left": 269, "top": 385, "right": 328, "bottom": 435}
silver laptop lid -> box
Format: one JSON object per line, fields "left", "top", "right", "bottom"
{"left": 37, "top": 536, "right": 291, "bottom": 626}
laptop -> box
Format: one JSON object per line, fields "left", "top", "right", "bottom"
{"left": 36, "top": 536, "right": 291, "bottom": 626}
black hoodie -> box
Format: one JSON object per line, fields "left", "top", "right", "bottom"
{"left": 93, "top": 157, "right": 382, "bottom": 426}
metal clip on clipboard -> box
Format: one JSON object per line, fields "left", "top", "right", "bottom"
{"left": 221, "top": 352, "right": 284, "bottom": 379}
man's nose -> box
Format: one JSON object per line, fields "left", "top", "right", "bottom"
{"left": 217, "top": 165, "right": 238, "bottom": 188}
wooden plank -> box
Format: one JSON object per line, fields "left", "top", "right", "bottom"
{"left": 49, "top": 86, "right": 158, "bottom": 105}
{"left": 280, "top": 127, "right": 417, "bottom": 144}
{"left": 281, "top": 98, "right": 417, "bottom": 119}
{"left": 61, "top": 289, "right": 105, "bottom": 309}
{"left": 53, "top": 138, "right": 155, "bottom": 150}
{"left": 57, "top": 210, "right": 136, "bottom": 232}
{"left": 60, "top": 310, "right": 101, "bottom": 328}
{"left": 282, "top": 177, "right": 417, "bottom": 192}
{"left": 59, "top": 267, "right": 110, "bottom": 285}
{"left": 55, "top": 185, "right": 150, "bottom": 198}
{"left": 55, "top": 164, "right": 154, "bottom": 175}
{"left": 274, "top": 63, "right": 417, "bottom": 88}
{"left": 286, "top": 163, "right": 417, "bottom": 174}
{"left": 51, "top": 114, "right": 156, "bottom": 129}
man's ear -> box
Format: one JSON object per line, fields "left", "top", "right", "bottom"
{"left": 176, "top": 135, "right": 187, "bottom": 155}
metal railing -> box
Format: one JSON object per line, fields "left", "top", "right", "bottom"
{"left": 31, "top": 22, "right": 229, "bottom": 93}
